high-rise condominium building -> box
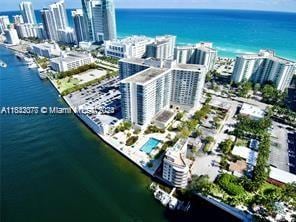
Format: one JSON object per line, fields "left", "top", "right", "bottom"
{"left": 120, "top": 67, "right": 172, "bottom": 127}
{"left": 174, "top": 42, "right": 217, "bottom": 71}
{"left": 72, "top": 9, "right": 88, "bottom": 43}
{"left": 162, "top": 139, "right": 190, "bottom": 188}
{"left": 48, "top": 0, "right": 69, "bottom": 31}
{"left": 146, "top": 35, "right": 176, "bottom": 60}
{"left": 120, "top": 58, "right": 206, "bottom": 128}
{"left": 57, "top": 27, "right": 76, "bottom": 44}
{"left": 170, "top": 64, "right": 206, "bottom": 111}
{"left": 41, "top": 8, "right": 58, "bottom": 41}
{"left": 0, "top": 16, "right": 10, "bottom": 34}
{"left": 13, "top": 15, "right": 24, "bottom": 24}
{"left": 231, "top": 50, "right": 296, "bottom": 91}
{"left": 41, "top": 1, "right": 73, "bottom": 43}
{"left": 4, "top": 28, "right": 20, "bottom": 45}
{"left": 19, "top": 1, "right": 36, "bottom": 24}
{"left": 15, "top": 23, "right": 37, "bottom": 38}
{"left": 104, "top": 36, "right": 154, "bottom": 59}
{"left": 81, "top": 0, "right": 117, "bottom": 42}
{"left": 119, "top": 57, "right": 176, "bottom": 80}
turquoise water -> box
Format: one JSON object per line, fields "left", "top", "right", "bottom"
{"left": 140, "top": 138, "right": 161, "bottom": 154}
{"left": 1, "top": 9, "right": 295, "bottom": 59}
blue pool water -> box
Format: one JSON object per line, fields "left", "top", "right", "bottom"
{"left": 140, "top": 138, "right": 161, "bottom": 154}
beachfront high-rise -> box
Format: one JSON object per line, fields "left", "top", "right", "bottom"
{"left": 0, "top": 16, "right": 10, "bottom": 34}
{"left": 120, "top": 59, "right": 206, "bottom": 128}
{"left": 120, "top": 67, "right": 172, "bottom": 127}
{"left": 41, "top": 0, "right": 75, "bottom": 43}
{"left": 146, "top": 35, "right": 176, "bottom": 60}
{"left": 162, "top": 139, "right": 190, "bottom": 188}
{"left": 4, "top": 28, "right": 20, "bottom": 45}
{"left": 19, "top": 1, "right": 37, "bottom": 24}
{"left": 81, "top": 0, "right": 117, "bottom": 42}
{"left": 170, "top": 64, "right": 206, "bottom": 111}
{"left": 72, "top": 9, "right": 88, "bottom": 43}
{"left": 175, "top": 42, "right": 217, "bottom": 71}
{"left": 119, "top": 57, "right": 176, "bottom": 80}
{"left": 105, "top": 36, "right": 154, "bottom": 59}
{"left": 13, "top": 15, "right": 24, "bottom": 24}
{"left": 48, "top": 0, "right": 69, "bottom": 31}
{"left": 41, "top": 8, "right": 58, "bottom": 41}
{"left": 15, "top": 23, "right": 37, "bottom": 38}
{"left": 231, "top": 50, "right": 296, "bottom": 91}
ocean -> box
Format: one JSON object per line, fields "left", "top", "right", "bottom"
{"left": 1, "top": 9, "right": 296, "bottom": 60}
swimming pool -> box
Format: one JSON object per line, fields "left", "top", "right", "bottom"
{"left": 140, "top": 138, "right": 161, "bottom": 154}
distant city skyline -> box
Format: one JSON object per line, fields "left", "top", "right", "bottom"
{"left": 1, "top": 0, "right": 296, "bottom": 12}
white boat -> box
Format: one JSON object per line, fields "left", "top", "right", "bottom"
{"left": 0, "top": 60, "right": 7, "bottom": 68}
{"left": 24, "top": 57, "right": 34, "bottom": 64}
{"left": 28, "top": 62, "right": 38, "bottom": 69}
{"left": 15, "top": 53, "right": 33, "bottom": 64}
{"left": 38, "top": 68, "right": 48, "bottom": 79}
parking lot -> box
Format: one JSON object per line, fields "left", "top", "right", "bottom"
{"left": 288, "top": 132, "right": 296, "bottom": 174}
{"left": 65, "top": 77, "right": 122, "bottom": 131}
{"left": 269, "top": 121, "right": 295, "bottom": 173}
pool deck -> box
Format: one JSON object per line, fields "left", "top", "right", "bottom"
{"left": 62, "top": 93, "right": 164, "bottom": 176}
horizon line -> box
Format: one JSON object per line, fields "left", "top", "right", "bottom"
{"left": 0, "top": 7, "right": 296, "bottom": 14}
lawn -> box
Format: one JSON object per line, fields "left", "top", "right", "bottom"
{"left": 55, "top": 77, "right": 80, "bottom": 92}
{"left": 235, "top": 138, "right": 248, "bottom": 147}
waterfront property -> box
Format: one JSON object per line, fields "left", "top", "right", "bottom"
{"left": 4, "top": 28, "right": 20, "bottom": 45}
{"left": 174, "top": 42, "right": 217, "bottom": 71}
{"left": 118, "top": 57, "right": 175, "bottom": 80}
{"left": 231, "top": 50, "right": 296, "bottom": 91}
{"left": 104, "top": 35, "right": 154, "bottom": 59}
{"left": 120, "top": 62, "right": 206, "bottom": 128}
{"left": 50, "top": 52, "right": 94, "bottom": 72}
{"left": 29, "top": 42, "right": 62, "bottom": 58}
{"left": 162, "top": 139, "right": 190, "bottom": 188}
{"left": 146, "top": 35, "right": 176, "bottom": 60}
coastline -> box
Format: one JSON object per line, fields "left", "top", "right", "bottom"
{"left": 48, "top": 75, "right": 252, "bottom": 222}
{"left": 47, "top": 76, "right": 159, "bottom": 177}
{"left": 1, "top": 44, "right": 252, "bottom": 222}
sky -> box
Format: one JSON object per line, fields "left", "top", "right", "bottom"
{"left": 1, "top": 0, "right": 296, "bottom": 12}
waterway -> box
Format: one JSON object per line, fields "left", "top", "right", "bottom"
{"left": 0, "top": 46, "right": 239, "bottom": 222}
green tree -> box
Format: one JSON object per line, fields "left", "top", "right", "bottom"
{"left": 187, "top": 175, "right": 213, "bottom": 195}
{"left": 220, "top": 139, "right": 234, "bottom": 154}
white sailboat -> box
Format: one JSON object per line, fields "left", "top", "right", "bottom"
{"left": 0, "top": 59, "right": 7, "bottom": 68}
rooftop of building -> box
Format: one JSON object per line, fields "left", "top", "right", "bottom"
{"left": 154, "top": 110, "right": 175, "bottom": 123}
{"left": 31, "top": 42, "right": 60, "bottom": 50}
{"left": 175, "top": 42, "right": 216, "bottom": 52}
{"left": 165, "top": 139, "right": 188, "bottom": 168}
{"left": 106, "top": 35, "right": 153, "bottom": 46}
{"left": 121, "top": 67, "right": 167, "bottom": 84}
{"left": 269, "top": 166, "right": 296, "bottom": 184}
{"left": 232, "top": 146, "right": 258, "bottom": 166}
{"left": 240, "top": 103, "right": 265, "bottom": 119}
{"left": 239, "top": 50, "right": 295, "bottom": 64}
{"left": 50, "top": 52, "right": 91, "bottom": 63}
{"left": 119, "top": 57, "right": 175, "bottom": 69}
{"left": 119, "top": 57, "right": 147, "bottom": 65}
{"left": 173, "top": 63, "right": 207, "bottom": 72}
{"left": 147, "top": 35, "right": 176, "bottom": 46}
